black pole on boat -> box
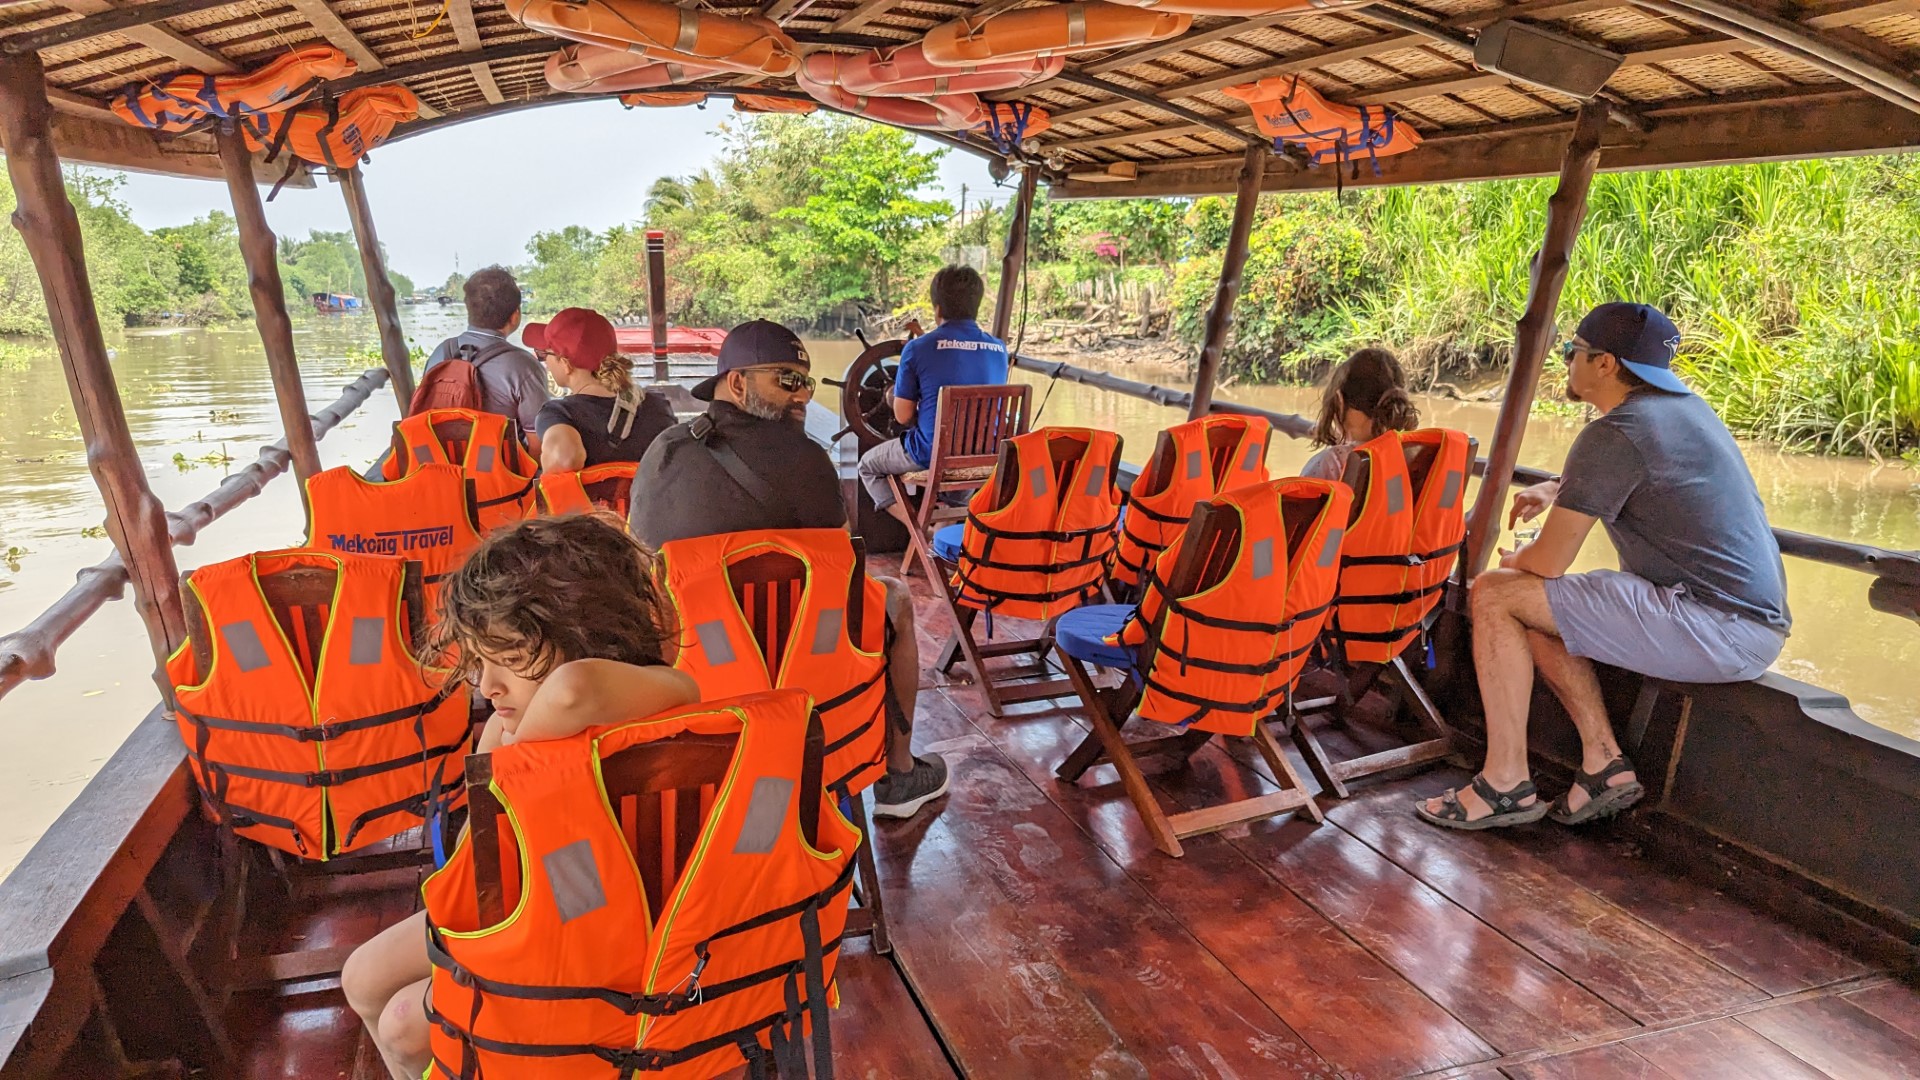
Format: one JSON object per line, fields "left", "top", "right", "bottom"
{"left": 338, "top": 164, "right": 417, "bottom": 410}
{"left": 0, "top": 49, "right": 187, "bottom": 689}
{"left": 1189, "top": 144, "right": 1268, "bottom": 421}
{"left": 217, "top": 128, "right": 325, "bottom": 499}
{"left": 991, "top": 163, "right": 1038, "bottom": 343}
{"left": 647, "top": 229, "right": 670, "bottom": 383}
{"left": 1462, "top": 102, "right": 1607, "bottom": 577}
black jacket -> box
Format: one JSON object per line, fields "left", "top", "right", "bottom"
{"left": 628, "top": 401, "right": 846, "bottom": 547}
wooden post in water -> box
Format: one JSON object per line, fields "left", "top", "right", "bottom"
{"left": 1461, "top": 102, "right": 1607, "bottom": 578}
{"left": 338, "top": 164, "right": 416, "bottom": 409}
{"left": 215, "top": 128, "right": 324, "bottom": 492}
{"left": 992, "top": 164, "right": 1039, "bottom": 343}
{"left": 646, "top": 230, "right": 670, "bottom": 383}
{"left": 0, "top": 50, "right": 187, "bottom": 679}
{"left": 1189, "top": 144, "right": 1267, "bottom": 420}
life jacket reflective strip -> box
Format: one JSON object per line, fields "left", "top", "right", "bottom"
{"left": 1113, "top": 478, "right": 1350, "bottom": 736}
{"left": 109, "top": 45, "right": 356, "bottom": 134}
{"left": 954, "top": 426, "right": 1123, "bottom": 621}
{"left": 1112, "top": 414, "right": 1271, "bottom": 589}
{"left": 423, "top": 689, "right": 859, "bottom": 1079}
{"left": 537, "top": 462, "right": 641, "bottom": 520}
{"left": 382, "top": 409, "right": 537, "bottom": 533}
{"left": 165, "top": 549, "right": 469, "bottom": 859}
{"left": 659, "top": 530, "right": 889, "bottom": 795}
{"left": 305, "top": 463, "right": 484, "bottom": 618}
{"left": 1326, "top": 428, "right": 1472, "bottom": 662}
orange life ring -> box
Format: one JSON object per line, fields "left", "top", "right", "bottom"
{"left": 921, "top": 2, "right": 1190, "bottom": 65}
{"left": 620, "top": 91, "right": 709, "bottom": 107}
{"left": 798, "top": 73, "right": 983, "bottom": 130}
{"left": 110, "top": 45, "right": 356, "bottom": 134}
{"left": 545, "top": 43, "right": 728, "bottom": 93}
{"left": 239, "top": 85, "right": 419, "bottom": 168}
{"left": 734, "top": 94, "right": 817, "bottom": 114}
{"left": 1105, "top": 0, "right": 1372, "bottom": 14}
{"left": 803, "top": 43, "right": 1063, "bottom": 98}
{"left": 505, "top": 0, "right": 798, "bottom": 77}
{"left": 1222, "top": 76, "right": 1421, "bottom": 166}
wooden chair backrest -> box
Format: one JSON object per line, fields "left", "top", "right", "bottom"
{"left": 467, "top": 715, "right": 827, "bottom": 926}
{"left": 1137, "top": 422, "right": 1256, "bottom": 499}
{"left": 179, "top": 561, "right": 427, "bottom": 684}
{"left": 1339, "top": 450, "right": 1372, "bottom": 527}
{"left": 926, "top": 383, "right": 1030, "bottom": 480}
{"left": 724, "top": 540, "right": 869, "bottom": 674}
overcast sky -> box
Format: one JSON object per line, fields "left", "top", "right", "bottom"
{"left": 87, "top": 98, "right": 1005, "bottom": 288}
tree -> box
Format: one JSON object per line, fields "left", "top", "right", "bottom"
{"left": 441, "top": 270, "right": 467, "bottom": 298}
{"left": 521, "top": 225, "right": 607, "bottom": 312}
{"left": 776, "top": 120, "right": 950, "bottom": 311}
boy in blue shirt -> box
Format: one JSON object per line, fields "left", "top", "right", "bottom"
{"left": 857, "top": 265, "right": 1010, "bottom": 527}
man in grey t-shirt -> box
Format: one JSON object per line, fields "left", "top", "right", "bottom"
{"left": 1420, "top": 303, "right": 1790, "bottom": 832}
{"left": 423, "top": 266, "right": 549, "bottom": 445}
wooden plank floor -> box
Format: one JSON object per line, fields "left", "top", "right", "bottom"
{"left": 234, "top": 574, "right": 1918, "bottom": 1078}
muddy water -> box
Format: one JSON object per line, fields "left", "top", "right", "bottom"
{"left": 0, "top": 325, "right": 1914, "bottom": 879}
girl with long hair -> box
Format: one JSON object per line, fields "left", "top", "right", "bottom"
{"left": 1301, "top": 346, "right": 1422, "bottom": 481}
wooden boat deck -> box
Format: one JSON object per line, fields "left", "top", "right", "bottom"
{"left": 234, "top": 578, "right": 1920, "bottom": 1079}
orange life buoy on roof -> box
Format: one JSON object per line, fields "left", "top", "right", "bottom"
{"left": 797, "top": 72, "right": 982, "bottom": 130}
{"left": 545, "top": 43, "right": 727, "bottom": 93}
{"left": 110, "top": 45, "right": 356, "bottom": 134}
{"left": 621, "top": 91, "right": 710, "bottom": 107}
{"left": 802, "top": 43, "right": 1063, "bottom": 98}
{"left": 922, "top": 1, "right": 1190, "bottom": 66}
{"left": 1106, "top": 0, "right": 1372, "bottom": 14}
{"left": 239, "top": 85, "right": 419, "bottom": 168}
{"left": 1222, "top": 76, "right": 1421, "bottom": 168}
{"left": 735, "top": 93, "right": 817, "bottom": 114}
{"left": 506, "top": 0, "right": 799, "bottom": 77}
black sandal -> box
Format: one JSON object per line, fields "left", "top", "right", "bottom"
{"left": 1548, "top": 755, "right": 1645, "bottom": 825}
{"left": 1414, "top": 775, "right": 1550, "bottom": 831}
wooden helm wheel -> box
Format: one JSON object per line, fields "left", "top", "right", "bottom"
{"left": 839, "top": 338, "right": 906, "bottom": 449}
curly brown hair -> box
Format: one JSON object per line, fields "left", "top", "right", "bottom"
{"left": 1312, "top": 346, "right": 1420, "bottom": 447}
{"left": 425, "top": 512, "right": 675, "bottom": 685}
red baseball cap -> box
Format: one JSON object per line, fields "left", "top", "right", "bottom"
{"left": 522, "top": 307, "right": 618, "bottom": 370}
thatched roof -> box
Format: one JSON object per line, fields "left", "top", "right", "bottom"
{"left": 4, "top": 0, "right": 1920, "bottom": 196}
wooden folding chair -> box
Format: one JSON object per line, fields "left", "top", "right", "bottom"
{"left": 886, "top": 383, "right": 1030, "bottom": 579}
{"left": 717, "top": 540, "right": 892, "bottom": 954}
{"left": 1052, "top": 496, "right": 1327, "bottom": 857}
{"left": 1288, "top": 436, "right": 1475, "bottom": 798}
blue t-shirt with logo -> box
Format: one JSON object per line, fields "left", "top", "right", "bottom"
{"left": 894, "top": 319, "right": 1009, "bottom": 465}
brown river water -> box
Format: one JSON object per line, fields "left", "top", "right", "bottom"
{"left": 0, "top": 314, "right": 1913, "bottom": 879}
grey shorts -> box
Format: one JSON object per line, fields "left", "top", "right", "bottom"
{"left": 857, "top": 438, "right": 923, "bottom": 509}
{"left": 1544, "top": 569, "right": 1785, "bottom": 684}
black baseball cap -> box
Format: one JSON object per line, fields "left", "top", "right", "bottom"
{"left": 1573, "top": 302, "right": 1689, "bottom": 394}
{"left": 691, "top": 320, "right": 811, "bottom": 401}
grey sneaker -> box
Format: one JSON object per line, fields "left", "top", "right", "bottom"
{"left": 871, "top": 754, "right": 949, "bottom": 819}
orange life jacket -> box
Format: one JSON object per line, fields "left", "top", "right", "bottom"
{"left": 109, "top": 45, "right": 356, "bottom": 134}
{"left": 734, "top": 94, "right": 816, "bottom": 114}
{"left": 240, "top": 85, "right": 419, "bottom": 168}
{"left": 381, "top": 409, "right": 537, "bottom": 533}
{"left": 1325, "top": 428, "right": 1472, "bottom": 663}
{"left": 423, "top": 689, "right": 859, "bottom": 1079}
{"left": 658, "top": 530, "right": 888, "bottom": 795}
{"left": 954, "top": 427, "right": 1123, "bottom": 621}
{"left": 1112, "top": 414, "right": 1271, "bottom": 590}
{"left": 537, "top": 462, "right": 641, "bottom": 520}
{"left": 1222, "top": 76, "right": 1421, "bottom": 172}
{"left": 1113, "top": 478, "right": 1351, "bottom": 736}
{"left": 305, "top": 463, "right": 484, "bottom": 618}
{"left": 166, "top": 549, "right": 469, "bottom": 859}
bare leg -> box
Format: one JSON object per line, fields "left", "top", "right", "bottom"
{"left": 1424, "top": 569, "right": 1550, "bottom": 819}
{"left": 377, "top": 978, "right": 433, "bottom": 1078}
{"left": 342, "top": 910, "right": 432, "bottom": 1080}
{"left": 882, "top": 499, "right": 915, "bottom": 530}
{"left": 876, "top": 575, "right": 919, "bottom": 773}
{"left": 1527, "top": 629, "right": 1637, "bottom": 813}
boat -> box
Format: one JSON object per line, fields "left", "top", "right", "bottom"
{"left": 313, "top": 292, "right": 364, "bottom": 313}
{"left": 0, "top": 2, "right": 1918, "bottom": 1077}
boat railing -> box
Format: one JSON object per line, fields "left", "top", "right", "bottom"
{"left": 1010, "top": 352, "right": 1920, "bottom": 603}
{"left": 0, "top": 367, "right": 391, "bottom": 703}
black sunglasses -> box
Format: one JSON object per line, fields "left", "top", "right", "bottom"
{"left": 1560, "top": 341, "right": 1592, "bottom": 364}
{"left": 738, "top": 366, "right": 816, "bottom": 393}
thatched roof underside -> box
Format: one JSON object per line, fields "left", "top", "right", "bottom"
{"left": 5, "top": 0, "right": 1920, "bottom": 196}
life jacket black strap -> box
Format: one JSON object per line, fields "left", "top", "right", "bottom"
{"left": 1140, "top": 671, "right": 1285, "bottom": 716}
{"left": 1124, "top": 500, "right": 1189, "bottom": 527}
{"left": 177, "top": 681, "right": 457, "bottom": 743}
{"left": 1333, "top": 578, "right": 1449, "bottom": 608}
{"left": 956, "top": 576, "right": 1105, "bottom": 608}
{"left": 193, "top": 734, "right": 466, "bottom": 788}
{"left": 475, "top": 473, "right": 537, "bottom": 509}
{"left": 815, "top": 667, "right": 884, "bottom": 723}
{"left": 958, "top": 546, "right": 1112, "bottom": 576}
{"left": 1148, "top": 635, "right": 1317, "bottom": 677}
{"left": 426, "top": 996, "right": 823, "bottom": 1071}
{"left": 1342, "top": 539, "right": 1465, "bottom": 567}
{"left": 1324, "top": 625, "right": 1423, "bottom": 644}
{"left": 963, "top": 511, "right": 1116, "bottom": 545}
{"left": 1143, "top": 574, "right": 1332, "bottom": 635}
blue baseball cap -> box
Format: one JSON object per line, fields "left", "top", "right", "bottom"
{"left": 1573, "top": 302, "right": 1688, "bottom": 394}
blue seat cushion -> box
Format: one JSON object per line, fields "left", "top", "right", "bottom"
{"left": 933, "top": 523, "right": 965, "bottom": 562}
{"left": 1054, "top": 604, "right": 1138, "bottom": 669}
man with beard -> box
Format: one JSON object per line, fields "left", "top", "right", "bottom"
{"left": 1417, "top": 302, "right": 1789, "bottom": 832}
{"left": 629, "top": 319, "right": 949, "bottom": 818}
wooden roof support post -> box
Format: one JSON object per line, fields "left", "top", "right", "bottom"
{"left": 215, "top": 129, "right": 324, "bottom": 494}
{"left": 1188, "top": 143, "right": 1266, "bottom": 420}
{"left": 0, "top": 50, "right": 186, "bottom": 685}
{"left": 337, "top": 165, "right": 416, "bottom": 409}
{"left": 992, "top": 163, "right": 1039, "bottom": 343}
{"left": 1462, "top": 102, "right": 1607, "bottom": 577}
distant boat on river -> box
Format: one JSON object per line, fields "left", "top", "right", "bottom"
{"left": 311, "top": 292, "right": 362, "bottom": 313}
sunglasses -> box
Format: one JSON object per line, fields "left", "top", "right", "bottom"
{"left": 738, "top": 366, "right": 815, "bottom": 393}
{"left": 1559, "top": 341, "right": 1593, "bottom": 364}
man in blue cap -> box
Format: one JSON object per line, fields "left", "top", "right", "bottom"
{"left": 1419, "top": 302, "right": 1790, "bottom": 831}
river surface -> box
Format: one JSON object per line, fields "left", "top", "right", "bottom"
{"left": 0, "top": 316, "right": 1914, "bottom": 879}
